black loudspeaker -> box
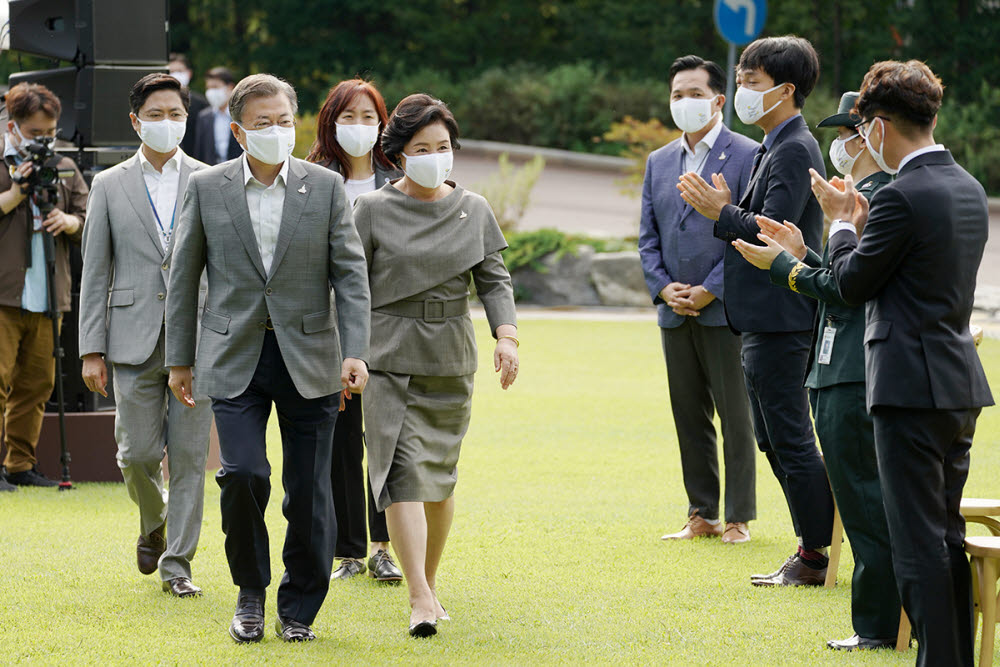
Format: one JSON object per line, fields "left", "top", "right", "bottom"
{"left": 8, "top": 0, "right": 167, "bottom": 65}
{"left": 9, "top": 65, "right": 165, "bottom": 145}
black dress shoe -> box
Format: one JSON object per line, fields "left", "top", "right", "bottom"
{"left": 0, "top": 473, "right": 16, "bottom": 492}
{"left": 230, "top": 591, "right": 265, "bottom": 643}
{"left": 752, "top": 554, "right": 827, "bottom": 587}
{"left": 368, "top": 549, "right": 403, "bottom": 583}
{"left": 275, "top": 616, "right": 316, "bottom": 642}
{"left": 162, "top": 577, "right": 202, "bottom": 598}
{"left": 332, "top": 558, "right": 366, "bottom": 580}
{"left": 827, "top": 634, "right": 896, "bottom": 651}
{"left": 6, "top": 467, "right": 57, "bottom": 487}
{"left": 750, "top": 553, "right": 796, "bottom": 581}
{"left": 136, "top": 524, "right": 166, "bottom": 575}
{"left": 408, "top": 620, "right": 438, "bottom": 638}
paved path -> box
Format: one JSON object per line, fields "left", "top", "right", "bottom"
{"left": 454, "top": 149, "right": 1000, "bottom": 287}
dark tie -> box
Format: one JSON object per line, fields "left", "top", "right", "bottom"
{"left": 750, "top": 145, "right": 767, "bottom": 180}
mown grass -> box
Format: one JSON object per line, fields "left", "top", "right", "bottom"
{"left": 2, "top": 318, "right": 999, "bottom": 665}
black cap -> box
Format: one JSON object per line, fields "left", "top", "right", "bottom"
{"left": 817, "top": 92, "right": 862, "bottom": 128}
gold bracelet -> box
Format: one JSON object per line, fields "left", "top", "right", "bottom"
{"left": 498, "top": 334, "right": 519, "bottom": 348}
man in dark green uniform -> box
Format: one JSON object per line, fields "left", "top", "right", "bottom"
{"left": 731, "top": 92, "right": 900, "bottom": 651}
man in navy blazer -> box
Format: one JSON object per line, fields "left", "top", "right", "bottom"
{"left": 816, "top": 60, "right": 993, "bottom": 667}
{"left": 678, "top": 36, "right": 834, "bottom": 587}
{"left": 640, "top": 55, "right": 758, "bottom": 545}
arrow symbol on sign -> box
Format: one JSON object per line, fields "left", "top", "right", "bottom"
{"left": 723, "top": 0, "right": 756, "bottom": 35}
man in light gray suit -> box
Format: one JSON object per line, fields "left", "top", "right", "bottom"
{"left": 165, "top": 74, "right": 371, "bottom": 644}
{"left": 79, "top": 73, "right": 212, "bottom": 598}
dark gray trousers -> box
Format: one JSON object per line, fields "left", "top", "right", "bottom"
{"left": 660, "top": 319, "right": 756, "bottom": 523}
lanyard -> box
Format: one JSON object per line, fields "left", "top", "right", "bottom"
{"left": 144, "top": 182, "right": 176, "bottom": 245}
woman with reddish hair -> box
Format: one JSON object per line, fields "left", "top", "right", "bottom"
{"left": 308, "top": 79, "right": 403, "bottom": 583}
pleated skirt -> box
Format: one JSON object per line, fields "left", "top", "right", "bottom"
{"left": 365, "top": 370, "right": 474, "bottom": 512}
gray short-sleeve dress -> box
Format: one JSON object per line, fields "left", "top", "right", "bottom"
{"left": 354, "top": 180, "right": 517, "bottom": 511}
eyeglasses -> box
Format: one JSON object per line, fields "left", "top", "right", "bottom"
{"left": 246, "top": 119, "right": 296, "bottom": 131}
{"left": 856, "top": 115, "right": 891, "bottom": 137}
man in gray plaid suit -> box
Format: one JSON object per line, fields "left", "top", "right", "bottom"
{"left": 79, "top": 73, "right": 212, "bottom": 598}
{"left": 165, "top": 74, "right": 371, "bottom": 644}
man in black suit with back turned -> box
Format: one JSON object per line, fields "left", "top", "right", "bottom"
{"left": 813, "top": 60, "right": 993, "bottom": 667}
{"left": 678, "top": 35, "right": 834, "bottom": 586}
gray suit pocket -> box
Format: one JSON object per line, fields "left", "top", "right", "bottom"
{"left": 302, "top": 309, "right": 335, "bottom": 334}
{"left": 108, "top": 289, "right": 134, "bottom": 307}
{"left": 201, "top": 308, "right": 231, "bottom": 334}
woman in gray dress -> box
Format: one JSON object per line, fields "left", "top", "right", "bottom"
{"left": 353, "top": 94, "right": 519, "bottom": 638}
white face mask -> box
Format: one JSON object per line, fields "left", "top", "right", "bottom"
{"left": 169, "top": 71, "right": 191, "bottom": 88}
{"left": 136, "top": 118, "right": 186, "bottom": 154}
{"left": 403, "top": 151, "right": 453, "bottom": 189}
{"left": 205, "top": 87, "right": 229, "bottom": 110}
{"left": 734, "top": 83, "right": 784, "bottom": 125}
{"left": 11, "top": 123, "right": 53, "bottom": 157}
{"left": 828, "top": 133, "right": 861, "bottom": 177}
{"left": 862, "top": 118, "right": 897, "bottom": 175}
{"left": 336, "top": 122, "right": 379, "bottom": 158}
{"left": 670, "top": 97, "right": 718, "bottom": 134}
{"left": 238, "top": 124, "right": 296, "bottom": 165}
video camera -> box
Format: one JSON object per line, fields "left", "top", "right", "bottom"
{"left": 11, "top": 137, "right": 76, "bottom": 215}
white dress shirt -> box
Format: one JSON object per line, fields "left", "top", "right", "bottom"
{"left": 138, "top": 147, "right": 183, "bottom": 252}
{"left": 830, "top": 144, "right": 946, "bottom": 240}
{"left": 213, "top": 108, "right": 232, "bottom": 163}
{"left": 242, "top": 153, "right": 288, "bottom": 275}
{"left": 681, "top": 116, "right": 723, "bottom": 174}
{"left": 344, "top": 174, "right": 375, "bottom": 207}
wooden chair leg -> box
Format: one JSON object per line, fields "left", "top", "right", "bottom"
{"left": 896, "top": 608, "right": 911, "bottom": 652}
{"left": 980, "top": 557, "right": 997, "bottom": 667}
{"left": 972, "top": 557, "right": 982, "bottom": 643}
{"left": 825, "top": 503, "right": 844, "bottom": 589}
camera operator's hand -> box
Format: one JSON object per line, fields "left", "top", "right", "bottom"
{"left": 42, "top": 208, "right": 81, "bottom": 236}
{"left": 1, "top": 162, "right": 33, "bottom": 214}
{"left": 81, "top": 353, "right": 108, "bottom": 397}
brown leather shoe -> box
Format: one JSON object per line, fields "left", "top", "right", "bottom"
{"left": 750, "top": 553, "right": 796, "bottom": 580}
{"left": 137, "top": 524, "right": 166, "bottom": 575}
{"left": 162, "top": 577, "right": 203, "bottom": 598}
{"left": 721, "top": 522, "right": 751, "bottom": 544}
{"left": 661, "top": 512, "right": 724, "bottom": 540}
{"left": 752, "top": 554, "right": 826, "bottom": 587}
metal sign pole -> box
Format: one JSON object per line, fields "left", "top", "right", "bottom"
{"left": 725, "top": 42, "right": 737, "bottom": 128}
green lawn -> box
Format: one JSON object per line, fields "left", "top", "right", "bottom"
{"left": 2, "top": 318, "right": 999, "bottom": 665}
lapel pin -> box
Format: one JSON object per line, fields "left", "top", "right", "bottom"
{"left": 459, "top": 211, "right": 468, "bottom": 219}
{"left": 718, "top": 151, "right": 726, "bottom": 160}
{"left": 298, "top": 185, "right": 307, "bottom": 194}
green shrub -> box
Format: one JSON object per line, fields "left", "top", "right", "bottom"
{"left": 936, "top": 82, "right": 1000, "bottom": 196}
{"left": 601, "top": 116, "right": 682, "bottom": 196}
{"left": 474, "top": 153, "right": 546, "bottom": 232}
{"left": 502, "top": 228, "right": 635, "bottom": 273}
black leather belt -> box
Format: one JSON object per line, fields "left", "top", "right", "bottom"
{"left": 375, "top": 297, "right": 469, "bottom": 323}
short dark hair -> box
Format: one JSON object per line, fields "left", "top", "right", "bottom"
{"left": 129, "top": 73, "right": 190, "bottom": 114}
{"left": 739, "top": 35, "right": 820, "bottom": 109}
{"left": 5, "top": 82, "right": 61, "bottom": 122}
{"left": 206, "top": 66, "right": 235, "bottom": 87}
{"left": 381, "top": 94, "right": 461, "bottom": 167}
{"left": 168, "top": 52, "right": 192, "bottom": 72}
{"left": 856, "top": 60, "right": 943, "bottom": 130}
{"left": 229, "top": 73, "right": 298, "bottom": 124}
{"left": 669, "top": 55, "right": 726, "bottom": 95}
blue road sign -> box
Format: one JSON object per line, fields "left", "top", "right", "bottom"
{"left": 714, "top": 0, "right": 767, "bottom": 45}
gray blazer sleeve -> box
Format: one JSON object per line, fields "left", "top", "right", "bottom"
{"left": 328, "top": 178, "right": 371, "bottom": 362}
{"left": 473, "top": 250, "right": 517, "bottom": 337}
{"left": 78, "top": 174, "right": 112, "bottom": 358}
{"left": 165, "top": 176, "right": 208, "bottom": 367}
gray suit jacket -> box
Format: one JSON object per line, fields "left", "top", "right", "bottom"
{"left": 79, "top": 151, "right": 207, "bottom": 365}
{"left": 165, "top": 156, "right": 371, "bottom": 400}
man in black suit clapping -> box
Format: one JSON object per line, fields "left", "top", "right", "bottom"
{"left": 813, "top": 60, "right": 993, "bottom": 667}
{"left": 678, "top": 36, "right": 835, "bottom": 587}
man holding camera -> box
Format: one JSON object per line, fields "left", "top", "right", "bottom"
{"left": 0, "top": 82, "right": 88, "bottom": 491}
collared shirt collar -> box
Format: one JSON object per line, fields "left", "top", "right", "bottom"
{"left": 3, "top": 133, "right": 21, "bottom": 161}
{"left": 898, "top": 143, "right": 946, "bottom": 173}
{"left": 242, "top": 152, "right": 289, "bottom": 187}
{"left": 681, "top": 117, "right": 724, "bottom": 159}
{"left": 137, "top": 146, "right": 184, "bottom": 173}
{"left": 763, "top": 113, "right": 800, "bottom": 150}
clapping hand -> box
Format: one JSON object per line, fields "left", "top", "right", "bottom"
{"left": 809, "top": 169, "right": 869, "bottom": 234}
{"left": 732, "top": 233, "right": 785, "bottom": 270}
{"left": 755, "top": 216, "right": 807, "bottom": 260}
{"left": 677, "top": 172, "right": 732, "bottom": 221}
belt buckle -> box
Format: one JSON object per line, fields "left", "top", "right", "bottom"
{"left": 423, "top": 299, "right": 446, "bottom": 323}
